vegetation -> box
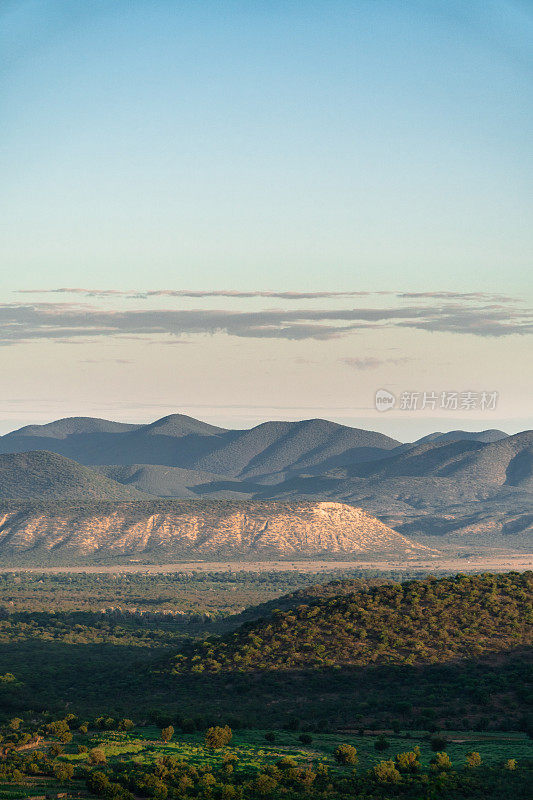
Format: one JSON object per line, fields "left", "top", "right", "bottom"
{"left": 171, "top": 572, "right": 533, "bottom": 671}
{"left": 0, "top": 568, "right": 531, "bottom": 798}
{"left": 0, "top": 717, "right": 530, "bottom": 800}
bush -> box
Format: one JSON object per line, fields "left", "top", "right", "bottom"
{"left": 264, "top": 732, "right": 276, "bottom": 743}
{"left": 161, "top": 725, "right": 174, "bottom": 742}
{"left": 299, "top": 733, "right": 313, "bottom": 745}
{"left": 430, "top": 735, "right": 448, "bottom": 751}
{"left": 52, "top": 761, "right": 74, "bottom": 781}
{"left": 205, "top": 725, "right": 232, "bottom": 748}
{"left": 373, "top": 759, "right": 401, "bottom": 784}
{"left": 465, "top": 751, "right": 482, "bottom": 768}
{"left": 395, "top": 747, "right": 421, "bottom": 773}
{"left": 334, "top": 743, "right": 358, "bottom": 765}
{"left": 431, "top": 752, "right": 452, "bottom": 771}
{"left": 374, "top": 735, "right": 390, "bottom": 751}
{"left": 88, "top": 747, "right": 107, "bottom": 765}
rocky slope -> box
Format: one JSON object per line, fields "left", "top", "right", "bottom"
{"left": 0, "top": 500, "right": 434, "bottom": 561}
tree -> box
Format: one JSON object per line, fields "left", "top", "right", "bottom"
{"left": 395, "top": 747, "right": 421, "bottom": 773}
{"left": 88, "top": 746, "right": 107, "bottom": 765}
{"left": 205, "top": 725, "right": 232, "bottom": 748}
{"left": 431, "top": 752, "right": 452, "bottom": 771}
{"left": 53, "top": 761, "right": 74, "bottom": 781}
{"left": 334, "top": 743, "right": 358, "bottom": 765}
{"left": 161, "top": 725, "right": 174, "bottom": 742}
{"left": 46, "top": 719, "right": 72, "bottom": 743}
{"left": 465, "top": 751, "right": 482, "bottom": 768}
{"left": 430, "top": 735, "right": 448, "bottom": 751}
{"left": 373, "top": 759, "right": 401, "bottom": 784}
{"left": 374, "top": 735, "right": 390, "bottom": 751}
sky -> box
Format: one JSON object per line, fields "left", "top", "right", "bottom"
{"left": 0, "top": 0, "right": 531, "bottom": 439}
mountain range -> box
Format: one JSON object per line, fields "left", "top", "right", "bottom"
{"left": 0, "top": 414, "right": 531, "bottom": 554}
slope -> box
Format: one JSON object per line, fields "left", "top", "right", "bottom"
{"left": 171, "top": 571, "right": 533, "bottom": 673}
{"left": 0, "top": 451, "right": 147, "bottom": 502}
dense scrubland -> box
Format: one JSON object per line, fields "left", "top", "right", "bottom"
{"left": 0, "top": 569, "right": 531, "bottom": 798}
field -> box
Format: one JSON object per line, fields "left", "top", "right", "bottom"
{"left": 0, "top": 725, "right": 531, "bottom": 799}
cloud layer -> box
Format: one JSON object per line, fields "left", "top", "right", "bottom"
{"left": 1, "top": 296, "right": 531, "bottom": 344}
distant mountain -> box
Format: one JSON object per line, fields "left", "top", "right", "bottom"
{"left": 0, "top": 414, "right": 399, "bottom": 479}
{"left": 0, "top": 500, "right": 434, "bottom": 562}
{"left": 0, "top": 451, "right": 145, "bottom": 502}
{"left": 408, "top": 429, "right": 508, "bottom": 447}
{"left": 257, "top": 432, "right": 533, "bottom": 539}
{"left": 94, "top": 464, "right": 240, "bottom": 499}
{"left": 343, "top": 431, "right": 533, "bottom": 487}
{"left": 0, "top": 415, "right": 530, "bottom": 548}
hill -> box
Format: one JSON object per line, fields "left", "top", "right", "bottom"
{"left": 0, "top": 451, "right": 146, "bottom": 502}
{"left": 0, "top": 414, "right": 399, "bottom": 478}
{"left": 257, "top": 432, "right": 533, "bottom": 540}
{"left": 0, "top": 500, "right": 434, "bottom": 561}
{"left": 171, "top": 571, "right": 533, "bottom": 673}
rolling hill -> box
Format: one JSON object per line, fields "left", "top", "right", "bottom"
{"left": 0, "top": 451, "right": 145, "bottom": 502}
{"left": 171, "top": 571, "right": 533, "bottom": 673}
{"left": 0, "top": 414, "right": 399, "bottom": 478}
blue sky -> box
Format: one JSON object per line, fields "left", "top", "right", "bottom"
{"left": 0, "top": 1, "right": 531, "bottom": 436}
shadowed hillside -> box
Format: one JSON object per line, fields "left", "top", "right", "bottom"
{"left": 0, "top": 451, "right": 146, "bottom": 502}
{"left": 171, "top": 572, "right": 533, "bottom": 672}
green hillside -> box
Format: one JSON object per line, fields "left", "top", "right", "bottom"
{"left": 171, "top": 572, "right": 533, "bottom": 673}
{"left": 0, "top": 450, "right": 147, "bottom": 502}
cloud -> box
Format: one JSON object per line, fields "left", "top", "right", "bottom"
{"left": 18, "top": 288, "right": 376, "bottom": 300}
{"left": 0, "top": 299, "right": 530, "bottom": 344}
{"left": 18, "top": 288, "right": 517, "bottom": 303}
{"left": 341, "top": 356, "right": 413, "bottom": 370}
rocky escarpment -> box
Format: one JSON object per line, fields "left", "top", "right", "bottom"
{"left": 0, "top": 500, "right": 436, "bottom": 561}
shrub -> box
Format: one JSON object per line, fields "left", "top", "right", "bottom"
{"left": 373, "top": 759, "right": 401, "bottom": 784}
{"left": 374, "top": 735, "right": 390, "bottom": 751}
{"left": 299, "top": 733, "right": 313, "bottom": 745}
{"left": 504, "top": 759, "right": 517, "bottom": 770}
{"left": 52, "top": 761, "right": 74, "bottom": 781}
{"left": 430, "top": 735, "right": 448, "bottom": 751}
{"left": 161, "top": 725, "right": 174, "bottom": 742}
{"left": 205, "top": 725, "right": 232, "bottom": 748}
{"left": 264, "top": 732, "right": 276, "bottom": 743}
{"left": 395, "top": 747, "right": 421, "bottom": 773}
{"left": 465, "top": 751, "right": 482, "bottom": 768}
{"left": 334, "top": 743, "right": 358, "bottom": 765}
{"left": 431, "top": 752, "right": 452, "bottom": 771}
{"left": 88, "top": 747, "right": 107, "bottom": 765}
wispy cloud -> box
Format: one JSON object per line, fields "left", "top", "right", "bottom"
{"left": 0, "top": 298, "right": 531, "bottom": 344}
{"left": 18, "top": 288, "right": 517, "bottom": 303}
{"left": 341, "top": 356, "right": 413, "bottom": 370}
